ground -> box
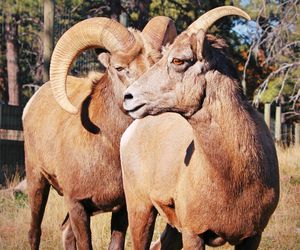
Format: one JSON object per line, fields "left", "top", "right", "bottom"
{"left": 0, "top": 146, "right": 299, "bottom": 249}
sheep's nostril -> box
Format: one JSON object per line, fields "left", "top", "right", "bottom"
{"left": 124, "top": 93, "right": 133, "bottom": 101}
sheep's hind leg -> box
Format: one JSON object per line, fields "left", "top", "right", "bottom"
{"left": 182, "top": 229, "right": 205, "bottom": 250}
{"left": 127, "top": 200, "right": 158, "bottom": 250}
{"left": 27, "top": 168, "right": 50, "bottom": 250}
{"left": 61, "top": 213, "right": 76, "bottom": 250}
{"left": 67, "top": 199, "right": 92, "bottom": 250}
{"left": 235, "top": 233, "right": 261, "bottom": 250}
{"left": 150, "top": 224, "right": 183, "bottom": 250}
{"left": 108, "top": 206, "right": 128, "bottom": 250}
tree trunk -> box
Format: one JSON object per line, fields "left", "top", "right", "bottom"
{"left": 43, "top": 0, "right": 55, "bottom": 83}
{"left": 110, "top": 0, "right": 122, "bottom": 21}
{"left": 137, "top": 0, "right": 150, "bottom": 29}
{"left": 5, "top": 13, "right": 19, "bottom": 106}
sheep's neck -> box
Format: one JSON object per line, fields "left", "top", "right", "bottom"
{"left": 189, "top": 72, "right": 263, "bottom": 187}
{"left": 88, "top": 73, "right": 132, "bottom": 147}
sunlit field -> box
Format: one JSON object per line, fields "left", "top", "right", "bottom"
{"left": 0, "top": 146, "right": 299, "bottom": 249}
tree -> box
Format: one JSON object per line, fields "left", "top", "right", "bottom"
{"left": 242, "top": 0, "right": 300, "bottom": 120}
{"left": 43, "top": 0, "right": 55, "bottom": 82}
{"left": 5, "top": 5, "right": 20, "bottom": 105}
{"left": 0, "top": 0, "right": 43, "bottom": 106}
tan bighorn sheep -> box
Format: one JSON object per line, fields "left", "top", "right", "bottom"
{"left": 121, "top": 6, "right": 280, "bottom": 250}
{"left": 23, "top": 17, "right": 177, "bottom": 250}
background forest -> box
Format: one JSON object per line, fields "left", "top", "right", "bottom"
{"left": 0, "top": 0, "right": 299, "bottom": 118}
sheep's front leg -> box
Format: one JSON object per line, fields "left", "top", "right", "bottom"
{"left": 108, "top": 207, "right": 128, "bottom": 250}
{"left": 67, "top": 199, "right": 92, "bottom": 250}
{"left": 126, "top": 193, "right": 157, "bottom": 250}
{"left": 182, "top": 229, "right": 205, "bottom": 250}
{"left": 235, "top": 233, "right": 261, "bottom": 250}
{"left": 26, "top": 168, "right": 50, "bottom": 250}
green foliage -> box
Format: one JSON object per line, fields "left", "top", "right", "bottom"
{"left": 260, "top": 78, "right": 297, "bottom": 103}
{"left": 1, "top": 0, "right": 297, "bottom": 110}
{"left": 149, "top": 0, "right": 197, "bottom": 31}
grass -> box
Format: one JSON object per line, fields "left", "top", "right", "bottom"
{"left": 0, "top": 146, "right": 299, "bottom": 249}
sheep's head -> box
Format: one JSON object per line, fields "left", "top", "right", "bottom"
{"left": 123, "top": 6, "right": 250, "bottom": 119}
{"left": 50, "top": 17, "right": 177, "bottom": 114}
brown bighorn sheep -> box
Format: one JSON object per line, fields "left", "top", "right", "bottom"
{"left": 121, "top": 6, "right": 280, "bottom": 250}
{"left": 23, "top": 17, "right": 177, "bottom": 250}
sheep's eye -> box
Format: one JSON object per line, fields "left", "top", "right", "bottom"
{"left": 116, "top": 67, "right": 124, "bottom": 72}
{"left": 172, "top": 58, "right": 184, "bottom": 65}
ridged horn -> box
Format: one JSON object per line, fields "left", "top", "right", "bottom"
{"left": 142, "top": 16, "right": 177, "bottom": 51}
{"left": 187, "top": 6, "right": 250, "bottom": 35}
{"left": 50, "top": 17, "right": 136, "bottom": 114}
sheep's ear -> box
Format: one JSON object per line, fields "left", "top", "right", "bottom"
{"left": 192, "top": 29, "right": 206, "bottom": 61}
{"left": 98, "top": 52, "right": 110, "bottom": 68}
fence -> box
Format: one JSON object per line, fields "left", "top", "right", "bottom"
{"left": 0, "top": 2, "right": 104, "bottom": 186}
{"left": 0, "top": 104, "right": 24, "bottom": 186}
{"left": 263, "top": 103, "right": 300, "bottom": 146}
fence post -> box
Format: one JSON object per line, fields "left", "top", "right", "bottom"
{"left": 119, "top": 12, "right": 128, "bottom": 27}
{"left": 0, "top": 103, "right": 2, "bottom": 128}
{"left": 275, "top": 106, "right": 281, "bottom": 143}
{"left": 264, "top": 103, "right": 271, "bottom": 129}
{"left": 43, "top": 0, "right": 55, "bottom": 82}
{"left": 295, "top": 123, "right": 300, "bottom": 146}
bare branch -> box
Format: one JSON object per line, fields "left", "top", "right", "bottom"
{"left": 242, "top": 40, "right": 256, "bottom": 87}
{"left": 264, "top": 41, "right": 300, "bottom": 65}
{"left": 275, "top": 67, "right": 291, "bottom": 103}
{"left": 253, "top": 62, "right": 300, "bottom": 106}
{"left": 292, "top": 88, "right": 300, "bottom": 110}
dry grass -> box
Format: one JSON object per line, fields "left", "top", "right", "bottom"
{"left": 0, "top": 146, "right": 299, "bottom": 249}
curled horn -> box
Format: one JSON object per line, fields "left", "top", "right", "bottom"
{"left": 187, "top": 6, "right": 250, "bottom": 35}
{"left": 50, "top": 17, "right": 136, "bottom": 114}
{"left": 142, "top": 16, "right": 177, "bottom": 51}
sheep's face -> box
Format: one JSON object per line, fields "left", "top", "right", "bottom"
{"left": 111, "top": 52, "right": 150, "bottom": 85}
{"left": 123, "top": 31, "right": 209, "bottom": 119}
{"left": 99, "top": 45, "right": 155, "bottom": 110}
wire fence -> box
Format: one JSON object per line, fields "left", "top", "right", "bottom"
{"left": 0, "top": 2, "right": 102, "bottom": 105}
{"left": 54, "top": 11, "right": 102, "bottom": 76}
{"left": 0, "top": 3, "right": 101, "bottom": 186}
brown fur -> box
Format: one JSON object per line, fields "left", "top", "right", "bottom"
{"left": 121, "top": 30, "right": 280, "bottom": 249}
{"left": 23, "top": 21, "right": 177, "bottom": 250}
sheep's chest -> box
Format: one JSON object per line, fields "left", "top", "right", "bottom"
{"left": 175, "top": 173, "right": 276, "bottom": 242}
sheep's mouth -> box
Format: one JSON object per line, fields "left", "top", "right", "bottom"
{"left": 126, "top": 103, "right": 146, "bottom": 113}
{"left": 124, "top": 99, "right": 149, "bottom": 118}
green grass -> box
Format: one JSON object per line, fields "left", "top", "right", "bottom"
{"left": 0, "top": 146, "right": 299, "bottom": 249}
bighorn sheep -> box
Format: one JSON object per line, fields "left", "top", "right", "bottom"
{"left": 23, "top": 17, "right": 177, "bottom": 250}
{"left": 121, "top": 6, "right": 280, "bottom": 249}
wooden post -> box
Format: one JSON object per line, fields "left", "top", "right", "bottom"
{"left": 241, "top": 79, "right": 247, "bottom": 96}
{"left": 295, "top": 123, "right": 300, "bottom": 146}
{"left": 264, "top": 103, "right": 271, "bottom": 129}
{"left": 43, "top": 0, "right": 55, "bottom": 82}
{"left": 275, "top": 106, "right": 281, "bottom": 143}
{"left": 0, "top": 103, "right": 2, "bottom": 128}
{"left": 119, "top": 12, "right": 128, "bottom": 27}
